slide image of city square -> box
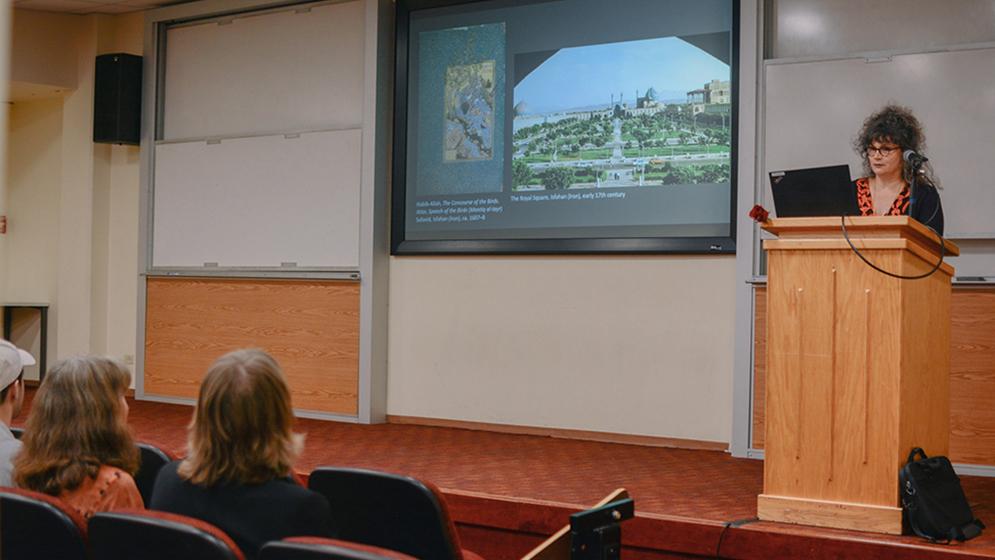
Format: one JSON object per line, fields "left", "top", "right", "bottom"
{"left": 444, "top": 60, "right": 496, "bottom": 161}
{"left": 512, "top": 36, "right": 731, "bottom": 191}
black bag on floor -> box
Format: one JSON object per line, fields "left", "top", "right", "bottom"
{"left": 899, "top": 447, "right": 985, "bottom": 542}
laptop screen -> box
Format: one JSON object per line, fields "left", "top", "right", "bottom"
{"left": 769, "top": 165, "right": 858, "bottom": 218}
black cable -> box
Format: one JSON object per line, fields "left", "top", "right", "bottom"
{"left": 714, "top": 517, "right": 759, "bottom": 558}
{"left": 840, "top": 215, "right": 946, "bottom": 280}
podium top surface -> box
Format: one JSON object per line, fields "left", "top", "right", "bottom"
{"left": 762, "top": 216, "right": 960, "bottom": 257}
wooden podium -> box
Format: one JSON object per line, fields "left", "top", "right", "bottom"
{"left": 757, "top": 216, "right": 959, "bottom": 534}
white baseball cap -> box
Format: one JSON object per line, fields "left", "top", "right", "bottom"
{"left": 0, "top": 340, "right": 36, "bottom": 391}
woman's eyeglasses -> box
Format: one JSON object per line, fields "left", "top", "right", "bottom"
{"left": 867, "top": 145, "right": 900, "bottom": 157}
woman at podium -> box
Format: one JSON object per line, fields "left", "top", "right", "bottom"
{"left": 852, "top": 105, "right": 944, "bottom": 234}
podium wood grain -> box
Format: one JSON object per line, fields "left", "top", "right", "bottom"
{"left": 754, "top": 286, "right": 995, "bottom": 467}
{"left": 758, "top": 217, "right": 954, "bottom": 534}
{"left": 144, "top": 277, "right": 360, "bottom": 415}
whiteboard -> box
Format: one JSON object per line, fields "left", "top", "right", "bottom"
{"left": 162, "top": 0, "right": 364, "bottom": 140}
{"left": 152, "top": 129, "right": 362, "bottom": 268}
{"left": 764, "top": 47, "right": 995, "bottom": 238}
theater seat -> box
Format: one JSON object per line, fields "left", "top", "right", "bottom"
{"left": 88, "top": 509, "right": 245, "bottom": 560}
{"left": 307, "top": 467, "right": 483, "bottom": 560}
{"left": 0, "top": 486, "right": 88, "bottom": 560}
{"left": 259, "top": 537, "right": 418, "bottom": 560}
{"left": 136, "top": 442, "right": 175, "bottom": 504}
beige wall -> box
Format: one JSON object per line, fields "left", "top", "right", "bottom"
{"left": 0, "top": 0, "right": 12, "bottom": 301}
{"left": 3, "top": 9, "right": 142, "bottom": 379}
{"left": 10, "top": 9, "right": 80, "bottom": 91}
{"left": 99, "top": 12, "right": 143, "bottom": 53}
{"left": 4, "top": 98, "right": 63, "bottom": 381}
{"left": 5, "top": 98, "right": 63, "bottom": 302}
{"left": 387, "top": 256, "right": 737, "bottom": 443}
{"left": 100, "top": 145, "right": 140, "bottom": 367}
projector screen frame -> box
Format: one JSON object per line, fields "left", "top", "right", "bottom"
{"left": 391, "top": 0, "right": 740, "bottom": 255}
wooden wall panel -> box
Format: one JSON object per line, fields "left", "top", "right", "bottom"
{"left": 144, "top": 277, "right": 360, "bottom": 415}
{"left": 949, "top": 288, "right": 995, "bottom": 465}
{"left": 753, "top": 286, "right": 995, "bottom": 467}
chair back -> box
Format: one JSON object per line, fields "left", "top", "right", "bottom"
{"left": 10, "top": 426, "right": 23, "bottom": 439}
{"left": 259, "top": 537, "right": 418, "bottom": 560}
{"left": 0, "top": 487, "right": 88, "bottom": 560}
{"left": 135, "top": 442, "right": 174, "bottom": 504}
{"left": 307, "top": 467, "right": 463, "bottom": 560}
{"left": 88, "top": 509, "right": 245, "bottom": 560}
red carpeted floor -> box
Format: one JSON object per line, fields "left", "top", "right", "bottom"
{"left": 15, "top": 390, "right": 995, "bottom": 559}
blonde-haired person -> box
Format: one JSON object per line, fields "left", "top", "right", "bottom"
{"left": 14, "top": 356, "right": 142, "bottom": 519}
{"left": 150, "top": 349, "right": 334, "bottom": 559}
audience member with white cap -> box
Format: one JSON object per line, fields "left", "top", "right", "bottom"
{"left": 0, "top": 339, "right": 35, "bottom": 486}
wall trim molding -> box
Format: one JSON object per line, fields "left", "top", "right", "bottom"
{"left": 386, "top": 415, "right": 729, "bottom": 452}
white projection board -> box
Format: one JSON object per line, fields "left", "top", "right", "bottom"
{"left": 764, "top": 47, "right": 995, "bottom": 238}
{"left": 152, "top": 129, "right": 362, "bottom": 268}
{"left": 162, "top": 0, "right": 364, "bottom": 140}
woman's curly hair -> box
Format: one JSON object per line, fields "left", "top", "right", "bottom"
{"left": 853, "top": 104, "right": 937, "bottom": 185}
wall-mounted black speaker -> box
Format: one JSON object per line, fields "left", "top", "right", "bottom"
{"left": 94, "top": 53, "right": 142, "bottom": 145}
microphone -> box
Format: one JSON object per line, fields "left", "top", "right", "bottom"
{"left": 903, "top": 149, "right": 928, "bottom": 167}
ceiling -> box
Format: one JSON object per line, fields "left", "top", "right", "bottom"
{"left": 12, "top": 0, "right": 179, "bottom": 14}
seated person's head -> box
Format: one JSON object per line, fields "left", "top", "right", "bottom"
{"left": 0, "top": 339, "right": 35, "bottom": 421}
{"left": 179, "top": 348, "right": 302, "bottom": 486}
{"left": 15, "top": 356, "right": 138, "bottom": 494}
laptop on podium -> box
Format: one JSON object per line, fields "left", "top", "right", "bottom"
{"left": 769, "top": 164, "right": 858, "bottom": 217}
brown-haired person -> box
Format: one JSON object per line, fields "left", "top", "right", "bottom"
{"left": 150, "top": 349, "right": 335, "bottom": 559}
{"left": 14, "top": 356, "right": 143, "bottom": 519}
{"left": 852, "top": 104, "right": 944, "bottom": 234}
